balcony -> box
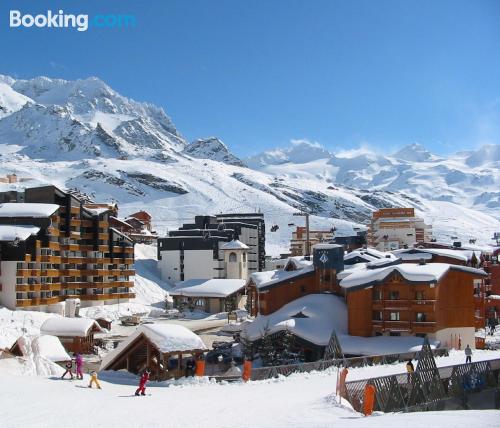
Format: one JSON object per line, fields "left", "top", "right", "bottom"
{"left": 80, "top": 292, "right": 135, "bottom": 301}
{"left": 373, "top": 299, "right": 411, "bottom": 310}
{"left": 16, "top": 269, "right": 40, "bottom": 277}
{"left": 371, "top": 320, "right": 436, "bottom": 333}
{"left": 40, "top": 255, "right": 62, "bottom": 263}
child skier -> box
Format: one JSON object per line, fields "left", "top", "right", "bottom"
{"left": 88, "top": 370, "right": 101, "bottom": 389}
{"left": 406, "top": 359, "right": 414, "bottom": 383}
{"left": 61, "top": 360, "right": 74, "bottom": 379}
{"left": 465, "top": 344, "right": 473, "bottom": 364}
{"left": 74, "top": 353, "right": 84, "bottom": 380}
{"left": 135, "top": 369, "right": 151, "bottom": 396}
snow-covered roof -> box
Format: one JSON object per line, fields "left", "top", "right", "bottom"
{"left": 393, "top": 252, "right": 433, "bottom": 261}
{"left": 244, "top": 294, "right": 347, "bottom": 346}
{"left": 340, "top": 263, "right": 487, "bottom": 290}
{"left": 336, "top": 262, "right": 368, "bottom": 280}
{"left": 84, "top": 207, "right": 110, "bottom": 215}
{"left": 11, "top": 334, "right": 70, "bottom": 362}
{"left": 249, "top": 265, "right": 315, "bottom": 290}
{"left": 393, "top": 248, "right": 472, "bottom": 262}
{"left": 100, "top": 324, "right": 207, "bottom": 370}
{"left": 170, "top": 278, "right": 246, "bottom": 298}
{"left": 284, "top": 256, "right": 313, "bottom": 270}
{"left": 313, "top": 243, "right": 343, "bottom": 250}
{"left": 40, "top": 317, "right": 102, "bottom": 337}
{"left": 220, "top": 239, "right": 249, "bottom": 250}
{"left": 0, "top": 224, "right": 40, "bottom": 241}
{"left": 344, "top": 251, "right": 379, "bottom": 263}
{"left": 0, "top": 203, "right": 59, "bottom": 218}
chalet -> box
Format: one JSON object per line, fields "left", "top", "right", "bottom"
{"left": 339, "top": 261, "right": 487, "bottom": 347}
{"left": 170, "top": 278, "right": 246, "bottom": 313}
{"left": 40, "top": 317, "right": 102, "bottom": 354}
{"left": 129, "top": 211, "right": 153, "bottom": 231}
{"left": 100, "top": 324, "right": 207, "bottom": 380}
{"left": 0, "top": 185, "right": 135, "bottom": 312}
{"left": 246, "top": 244, "right": 344, "bottom": 316}
{"left": 244, "top": 293, "right": 347, "bottom": 362}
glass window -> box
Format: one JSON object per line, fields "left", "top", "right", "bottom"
{"left": 390, "top": 312, "right": 400, "bottom": 321}
{"left": 415, "top": 291, "right": 424, "bottom": 301}
{"left": 373, "top": 311, "right": 383, "bottom": 321}
{"left": 373, "top": 289, "right": 382, "bottom": 301}
{"left": 228, "top": 252, "right": 237, "bottom": 262}
{"left": 416, "top": 312, "right": 426, "bottom": 322}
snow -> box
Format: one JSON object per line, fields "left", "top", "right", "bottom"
{"left": 13, "top": 334, "right": 70, "bottom": 362}
{"left": 250, "top": 265, "right": 315, "bottom": 289}
{"left": 340, "top": 263, "right": 486, "bottom": 290}
{"left": 0, "top": 203, "right": 59, "bottom": 217}
{"left": 0, "top": 224, "right": 40, "bottom": 241}
{"left": 220, "top": 239, "right": 249, "bottom": 250}
{"left": 393, "top": 247, "right": 472, "bottom": 262}
{"left": 170, "top": 278, "right": 246, "bottom": 298}
{"left": 40, "top": 317, "right": 102, "bottom": 337}
{"left": 244, "top": 294, "right": 348, "bottom": 345}
{"left": 100, "top": 323, "right": 207, "bottom": 370}
{"left": 284, "top": 256, "right": 314, "bottom": 270}
{"left": 0, "top": 82, "right": 32, "bottom": 119}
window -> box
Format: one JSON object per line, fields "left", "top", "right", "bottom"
{"left": 228, "top": 252, "right": 237, "bottom": 262}
{"left": 16, "top": 262, "right": 23, "bottom": 269}
{"left": 242, "top": 253, "right": 247, "bottom": 262}
{"left": 415, "top": 291, "right": 424, "bottom": 301}
{"left": 375, "top": 332, "right": 383, "bottom": 337}
{"left": 416, "top": 312, "right": 426, "bottom": 322}
{"left": 373, "top": 289, "right": 382, "bottom": 301}
{"left": 195, "top": 299, "right": 204, "bottom": 307}
{"left": 373, "top": 311, "right": 383, "bottom": 321}
{"left": 415, "top": 333, "right": 427, "bottom": 338}
{"left": 390, "top": 312, "right": 400, "bottom": 321}
{"left": 389, "top": 291, "right": 399, "bottom": 300}
{"left": 389, "top": 332, "right": 401, "bottom": 337}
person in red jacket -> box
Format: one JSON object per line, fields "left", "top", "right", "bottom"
{"left": 135, "top": 369, "right": 151, "bottom": 396}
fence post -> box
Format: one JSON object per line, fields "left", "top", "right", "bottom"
{"left": 363, "top": 384, "right": 376, "bottom": 416}
{"left": 339, "top": 367, "right": 349, "bottom": 400}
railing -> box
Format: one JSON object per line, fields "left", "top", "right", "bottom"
{"left": 250, "top": 348, "right": 450, "bottom": 381}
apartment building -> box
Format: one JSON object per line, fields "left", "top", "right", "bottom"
{"left": 368, "top": 208, "right": 432, "bottom": 251}
{"left": 0, "top": 186, "right": 135, "bottom": 311}
{"left": 157, "top": 214, "right": 262, "bottom": 282}
{"left": 289, "top": 226, "right": 334, "bottom": 256}
{"left": 339, "top": 260, "right": 486, "bottom": 347}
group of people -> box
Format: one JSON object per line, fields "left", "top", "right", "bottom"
{"left": 60, "top": 352, "right": 101, "bottom": 389}
{"left": 60, "top": 352, "right": 152, "bottom": 395}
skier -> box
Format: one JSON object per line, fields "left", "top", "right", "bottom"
{"left": 185, "top": 358, "right": 195, "bottom": 377}
{"left": 135, "top": 369, "right": 151, "bottom": 396}
{"left": 88, "top": 370, "right": 101, "bottom": 389}
{"left": 465, "top": 344, "right": 472, "bottom": 364}
{"left": 74, "top": 353, "right": 84, "bottom": 380}
{"left": 61, "top": 360, "right": 74, "bottom": 380}
{"left": 406, "top": 359, "right": 414, "bottom": 383}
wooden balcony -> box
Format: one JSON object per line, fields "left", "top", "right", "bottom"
{"left": 60, "top": 244, "right": 80, "bottom": 251}
{"left": 60, "top": 269, "right": 81, "bottom": 276}
{"left": 16, "top": 269, "right": 40, "bottom": 277}
{"left": 70, "top": 219, "right": 82, "bottom": 226}
{"left": 80, "top": 292, "right": 135, "bottom": 301}
{"left": 40, "top": 269, "right": 61, "bottom": 277}
{"left": 47, "top": 227, "right": 60, "bottom": 237}
{"left": 371, "top": 320, "right": 436, "bottom": 333}
{"left": 411, "top": 300, "right": 436, "bottom": 311}
{"left": 16, "top": 283, "right": 41, "bottom": 292}
{"left": 48, "top": 242, "right": 60, "bottom": 250}
{"left": 16, "top": 296, "right": 62, "bottom": 307}
{"left": 373, "top": 300, "right": 411, "bottom": 310}
{"left": 40, "top": 255, "right": 62, "bottom": 263}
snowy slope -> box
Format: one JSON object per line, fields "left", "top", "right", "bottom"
{"left": 1, "top": 354, "right": 500, "bottom": 427}
{"left": 0, "top": 74, "right": 499, "bottom": 256}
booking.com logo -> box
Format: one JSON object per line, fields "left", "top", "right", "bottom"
{"left": 9, "top": 10, "right": 136, "bottom": 32}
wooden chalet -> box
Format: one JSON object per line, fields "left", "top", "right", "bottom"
{"left": 40, "top": 317, "right": 102, "bottom": 354}
{"left": 339, "top": 260, "right": 487, "bottom": 347}
{"left": 100, "top": 324, "right": 207, "bottom": 380}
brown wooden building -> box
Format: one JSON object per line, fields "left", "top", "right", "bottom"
{"left": 339, "top": 261, "right": 487, "bottom": 348}
{"left": 40, "top": 317, "right": 102, "bottom": 354}
{"left": 247, "top": 244, "right": 344, "bottom": 316}
{"left": 100, "top": 324, "right": 207, "bottom": 380}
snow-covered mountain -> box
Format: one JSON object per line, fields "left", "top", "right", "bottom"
{"left": 0, "top": 74, "right": 499, "bottom": 255}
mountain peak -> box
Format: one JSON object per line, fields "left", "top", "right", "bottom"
{"left": 392, "top": 143, "right": 433, "bottom": 162}
{"left": 183, "top": 137, "right": 245, "bottom": 167}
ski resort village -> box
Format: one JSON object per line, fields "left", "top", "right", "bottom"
{"left": 0, "top": 75, "right": 499, "bottom": 427}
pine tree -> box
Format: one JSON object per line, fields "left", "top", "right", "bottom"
{"left": 259, "top": 323, "right": 275, "bottom": 366}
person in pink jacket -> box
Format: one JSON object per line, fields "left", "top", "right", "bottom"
{"left": 74, "top": 353, "right": 84, "bottom": 380}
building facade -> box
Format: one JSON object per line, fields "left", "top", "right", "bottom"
{"left": 0, "top": 186, "right": 135, "bottom": 311}
{"left": 368, "top": 208, "right": 432, "bottom": 251}
{"left": 289, "top": 226, "right": 335, "bottom": 256}
{"left": 340, "top": 262, "right": 486, "bottom": 347}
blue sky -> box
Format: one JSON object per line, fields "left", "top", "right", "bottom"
{"left": 1, "top": 0, "right": 500, "bottom": 157}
